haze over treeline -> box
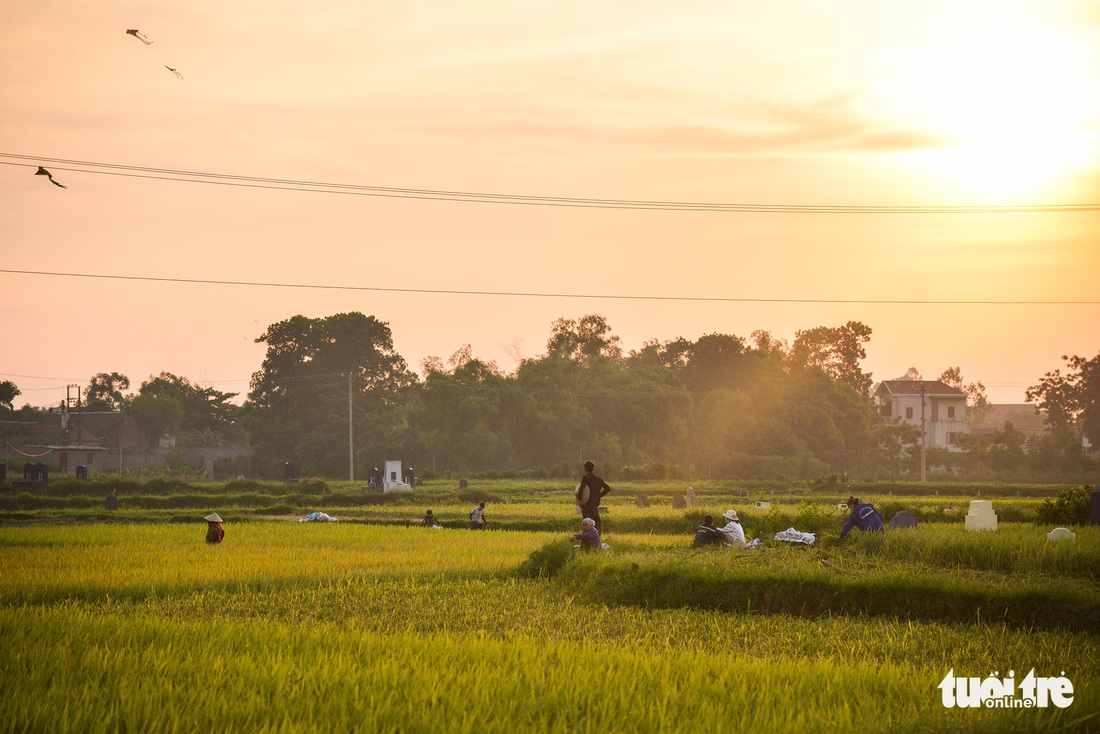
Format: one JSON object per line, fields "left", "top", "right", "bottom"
{"left": 2, "top": 312, "right": 1097, "bottom": 483}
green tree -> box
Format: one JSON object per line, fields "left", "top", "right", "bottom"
{"left": 0, "top": 380, "right": 20, "bottom": 412}
{"left": 870, "top": 421, "right": 922, "bottom": 479}
{"left": 688, "top": 388, "right": 754, "bottom": 476}
{"left": 129, "top": 394, "right": 183, "bottom": 441}
{"left": 545, "top": 314, "right": 622, "bottom": 364}
{"left": 414, "top": 347, "right": 512, "bottom": 472}
{"left": 501, "top": 315, "right": 695, "bottom": 470}
{"left": 1026, "top": 351, "right": 1100, "bottom": 445}
{"left": 136, "top": 372, "right": 240, "bottom": 446}
{"left": 84, "top": 372, "right": 130, "bottom": 410}
{"left": 790, "top": 321, "right": 874, "bottom": 398}
{"left": 987, "top": 421, "right": 1027, "bottom": 473}
{"left": 1037, "top": 485, "right": 1092, "bottom": 526}
{"left": 246, "top": 313, "right": 417, "bottom": 477}
{"left": 939, "top": 366, "right": 990, "bottom": 421}
{"left": 511, "top": 354, "right": 591, "bottom": 466}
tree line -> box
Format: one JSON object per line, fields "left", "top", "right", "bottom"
{"left": 1, "top": 312, "right": 1096, "bottom": 482}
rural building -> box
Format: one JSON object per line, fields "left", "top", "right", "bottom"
{"left": 1, "top": 410, "right": 157, "bottom": 474}
{"left": 873, "top": 380, "right": 969, "bottom": 452}
{"left": 968, "top": 403, "right": 1047, "bottom": 441}
{"left": 1, "top": 409, "right": 249, "bottom": 477}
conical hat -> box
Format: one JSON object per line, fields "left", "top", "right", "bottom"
{"left": 204, "top": 513, "right": 223, "bottom": 523}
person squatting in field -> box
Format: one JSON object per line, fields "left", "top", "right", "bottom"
{"left": 204, "top": 513, "right": 225, "bottom": 544}
{"left": 572, "top": 516, "right": 603, "bottom": 552}
{"left": 839, "top": 495, "right": 884, "bottom": 538}
{"left": 575, "top": 460, "right": 612, "bottom": 533}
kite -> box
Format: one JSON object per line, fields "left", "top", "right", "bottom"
{"left": 126, "top": 29, "right": 153, "bottom": 44}
{"left": 35, "top": 167, "right": 66, "bottom": 189}
{"left": 165, "top": 66, "right": 183, "bottom": 79}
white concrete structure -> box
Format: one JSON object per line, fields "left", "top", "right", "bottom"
{"left": 382, "top": 459, "right": 412, "bottom": 493}
{"left": 874, "top": 380, "right": 969, "bottom": 452}
{"left": 754, "top": 501, "right": 771, "bottom": 510}
{"left": 1046, "top": 527, "right": 1076, "bottom": 542}
{"left": 964, "top": 500, "right": 998, "bottom": 532}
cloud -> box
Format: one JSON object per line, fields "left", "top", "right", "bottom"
{"left": 378, "top": 88, "right": 950, "bottom": 161}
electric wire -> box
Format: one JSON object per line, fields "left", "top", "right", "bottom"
{"left": 2, "top": 269, "right": 1097, "bottom": 305}
{"left": 3, "top": 153, "right": 1098, "bottom": 213}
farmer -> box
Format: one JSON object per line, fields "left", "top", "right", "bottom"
{"left": 839, "top": 495, "right": 884, "bottom": 539}
{"left": 421, "top": 509, "right": 439, "bottom": 528}
{"left": 719, "top": 509, "right": 749, "bottom": 549}
{"left": 572, "top": 516, "right": 603, "bottom": 552}
{"left": 692, "top": 515, "right": 726, "bottom": 547}
{"left": 469, "top": 502, "right": 487, "bottom": 530}
{"left": 204, "top": 513, "right": 225, "bottom": 544}
{"left": 575, "top": 460, "right": 612, "bottom": 533}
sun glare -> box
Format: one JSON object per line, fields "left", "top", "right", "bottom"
{"left": 881, "top": 21, "right": 1100, "bottom": 199}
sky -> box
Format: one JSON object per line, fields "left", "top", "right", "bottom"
{"left": 2, "top": 0, "right": 1099, "bottom": 410}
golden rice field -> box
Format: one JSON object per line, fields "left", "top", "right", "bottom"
{"left": 1, "top": 517, "right": 1097, "bottom": 733}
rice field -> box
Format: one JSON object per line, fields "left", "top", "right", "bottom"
{"left": 1, "top": 504, "right": 1097, "bottom": 733}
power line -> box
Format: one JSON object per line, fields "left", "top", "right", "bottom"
{"left": 3, "top": 152, "right": 1098, "bottom": 213}
{"left": 2, "top": 268, "right": 1098, "bottom": 304}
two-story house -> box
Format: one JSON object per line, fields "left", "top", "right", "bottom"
{"left": 873, "top": 380, "right": 969, "bottom": 451}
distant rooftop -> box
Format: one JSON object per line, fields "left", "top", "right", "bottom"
{"left": 875, "top": 380, "right": 965, "bottom": 397}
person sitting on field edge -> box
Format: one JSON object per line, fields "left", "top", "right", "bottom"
{"left": 421, "top": 510, "right": 440, "bottom": 528}
{"left": 719, "top": 509, "right": 749, "bottom": 549}
{"left": 575, "top": 460, "right": 612, "bottom": 533}
{"left": 572, "top": 516, "right": 603, "bottom": 552}
{"left": 204, "top": 513, "right": 225, "bottom": 544}
{"left": 469, "top": 502, "right": 487, "bottom": 530}
{"left": 693, "top": 515, "right": 726, "bottom": 547}
{"left": 839, "top": 495, "right": 884, "bottom": 539}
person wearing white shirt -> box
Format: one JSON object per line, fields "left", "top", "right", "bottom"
{"left": 719, "top": 509, "right": 748, "bottom": 549}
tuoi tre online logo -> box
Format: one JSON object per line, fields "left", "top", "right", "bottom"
{"left": 938, "top": 669, "right": 1074, "bottom": 709}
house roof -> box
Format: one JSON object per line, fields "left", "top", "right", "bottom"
{"left": 875, "top": 380, "right": 965, "bottom": 397}
{"left": 1, "top": 411, "right": 152, "bottom": 449}
{"left": 72, "top": 412, "right": 128, "bottom": 436}
{"left": 970, "top": 403, "right": 1046, "bottom": 433}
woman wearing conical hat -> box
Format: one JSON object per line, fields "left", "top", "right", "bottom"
{"left": 204, "top": 513, "right": 225, "bottom": 544}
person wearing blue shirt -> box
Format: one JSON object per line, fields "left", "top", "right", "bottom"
{"left": 693, "top": 515, "right": 726, "bottom": 547}
{"left": 839, "top": 495, "right": 884, "bottom": 538}
{"left": 572, "top": 516, "right": 603, "bottom": 552}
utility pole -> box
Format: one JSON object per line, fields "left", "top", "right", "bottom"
{"left": 918, "top": 382, "right": 928, "bottom": 482}
{"left": 348, "top": 372, "right": 354, "bottom": 483}
{"left": 65, "top": 384, "right": 80, "bottom": 444}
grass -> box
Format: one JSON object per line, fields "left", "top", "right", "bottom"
{"left": 0, "top": 523, "right": 552, "bottom": 605}
{"left": 3, "top": 605, "right": 1095, "bottom": 733}
{"left": 1, "top": 489, "right": 1097, "bottom": 733}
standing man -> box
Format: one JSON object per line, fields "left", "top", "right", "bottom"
{"left": 575, "top": 460, "right": 612, "bottom": 533}
{"left": 469, "top": 502, "right": 487, "bottom": 530}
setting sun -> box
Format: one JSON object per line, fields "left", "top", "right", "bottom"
{"left": 881, "top": 21, "right": 1100, "bottom": 198}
